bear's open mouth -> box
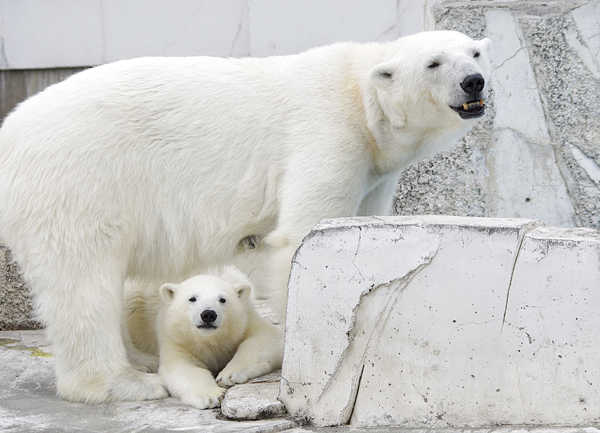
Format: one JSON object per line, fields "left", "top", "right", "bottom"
{"left": 197, "top": 324, "right": 217, "bottom": 330}
{"left": 451, "top": 99, "right": 486, "bottom": 119}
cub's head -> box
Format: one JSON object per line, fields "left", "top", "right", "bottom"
{"left": 159, "top": 266, "right": 252, "bottom": 337}
{"left": 369, "top": 30, "right": 492, "bottom": 130}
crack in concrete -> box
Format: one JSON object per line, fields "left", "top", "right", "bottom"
{"left": 229, "top": 0, "right": 247, "bottom": 56}
{"left": 351, "top": 227, "right": 365, "bottom": 281}
{"left": 501, "top": 232, "right": 526, "bottom": 331}
{"left": 493, "top": 45, "right": 532, "bottom": 71}
{"left": 501, "top": 223, "right": 543, "bottom": 332}
{"left": 314, "top": 243, "right": 439, "bottom": 425}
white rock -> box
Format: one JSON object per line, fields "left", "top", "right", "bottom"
{"left": 280, "top": 216, "right": 600, "bottom": 427}
{"left": 221, "top": 381, "right": 286, "bottom": 421}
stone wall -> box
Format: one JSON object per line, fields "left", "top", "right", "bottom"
{"left": 0, "top": 246, "right": 38, "bottom": 330}
{"left": 395, "top": 0, "right": 600, "bottom": 230}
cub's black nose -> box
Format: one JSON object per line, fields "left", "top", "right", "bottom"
{"left": 461, "top": 74, "right": 485, "bottom": 96}
{"left": 201, "top": 309, "right": 217, "bottom": 324}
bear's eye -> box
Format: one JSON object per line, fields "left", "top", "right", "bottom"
{"left": 189, "top": 297, "right": 196, "bottom": 303}
{"left": 474, "top": 52, "right": 480, "bottom": 58}
{"left": 428, "top": 61, "right": 440, "bottom": 69}
{"left": 219, "top": 297, "right": 226, "bottom": 304}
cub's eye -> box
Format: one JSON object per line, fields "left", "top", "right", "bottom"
{"left": 428, "top": 61, "right": 440, "bottom": 69}
{"left": 189, "top": 297, "right": 196, "bottom": 303}
{"left": 474, "top": 52, "right": 480, "bottom": 58}
{"left": 219, "top": 297, "right": 226, "bottom": 304}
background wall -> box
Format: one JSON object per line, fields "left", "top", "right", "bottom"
{"left": 0, "top": 0, "right": 424, "bottom": 119}
{"left": 1, "top": 0, "right": 599, "bottom": 329}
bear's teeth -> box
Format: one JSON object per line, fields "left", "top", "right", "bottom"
{"left": 462, "top": 100, "right": 485, "bottom": 111}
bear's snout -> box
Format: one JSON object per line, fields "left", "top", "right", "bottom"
{"left": 461, "top": 74, "right": 485, "bottom": 97}
{"left": 200, "top": 309, "right": 217, "bottom": 325}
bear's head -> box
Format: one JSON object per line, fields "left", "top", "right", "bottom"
{"left": 368, "top": 30, "right": 492, "bottom": 148}
{"left": 158, "top": 266, "right": 251, "bottom": 340}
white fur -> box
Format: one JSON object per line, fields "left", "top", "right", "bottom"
{"left": 125, "top": 266, "right": 283, "bottom": 409}
{"left": 0, "top": 30, "right": 490, "bottom": 403}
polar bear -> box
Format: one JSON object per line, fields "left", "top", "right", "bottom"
{"left": 0, "top": 30, "right": 491, "bottom": 403}
{"left": 125, "top": 266, "right": 283, "bottom": 409}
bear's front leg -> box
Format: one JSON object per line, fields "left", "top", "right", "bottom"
{"left": 159, "top": 345, "right": 225, "bottom": 409}
{"left": 216, "top": 316, "right": 283, "bottom": 387}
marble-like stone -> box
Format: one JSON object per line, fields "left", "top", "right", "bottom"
{"left": 221, "top": 381, "right": 286, "bottom": 421}
{"left": 0, "top": 246, "right": 39, "bottom": 330}
{"left": 281, "top": 216, "right": 600, "bottom": 427}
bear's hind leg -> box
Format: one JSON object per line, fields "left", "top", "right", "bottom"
{"left": 123, "top": 325, "right": 160, "bottom": 373}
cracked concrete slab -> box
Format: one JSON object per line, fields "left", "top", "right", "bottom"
{"left": 281, "top": 216, "right": 543, "bottom": 426}
{"left": 281, "top": 216, "right": 600, "bottom": 427}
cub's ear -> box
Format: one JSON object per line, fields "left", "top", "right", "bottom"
{"left": 233, "top": 283, "right": 251, "bottom": 301}
{"left": 369, "top": 60, "right": 397, "bottom": 90}
{"left": 159, "top": 283, "right": 178, "bottom": 302}
{"left": 479, "top": 37, "right": 492, "bottom": 53}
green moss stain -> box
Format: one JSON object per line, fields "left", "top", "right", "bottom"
{"left": 28, "top": 348, "right": 53, "bottom": 358}
{"left": 0, "top": 337, "right": 53, "bottom": 357}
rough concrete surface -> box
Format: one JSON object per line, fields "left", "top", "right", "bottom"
{"left": 0, "top": 245, "right": 39, "bottom": 330}
{"left": 0, "top": 330, "right": 296, "bottom": 433}
{"left": 2, "top": 332, "right": 599, "bottom": 433}
{"left": 282, "top": 216, "right": 600, "bottom": 427}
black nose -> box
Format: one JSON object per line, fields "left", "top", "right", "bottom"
{"left": 201, "top": 309, "right": 217, "bottom": 324}
{"left": 461, "top": 74, "right": 485, "bottom": 96}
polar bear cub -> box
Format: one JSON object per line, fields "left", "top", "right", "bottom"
{"left": 127, "top": 266, "right": 283, "bottom": 409}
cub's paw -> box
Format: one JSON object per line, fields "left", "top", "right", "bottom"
{"left": 216, "top": 366, "right": 253, "bottom": 388}
{"left": 180, "top": 386, "right": 226, "bottom": 409}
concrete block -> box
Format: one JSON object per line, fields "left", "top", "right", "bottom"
{"left": 221, "top": 381, "right": 286, "bottom": 421}
{"left": 280, "top": 216, "right": 600, "bottom": 427}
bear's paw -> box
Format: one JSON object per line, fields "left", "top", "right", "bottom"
{"left": 107, "top": 368, "right": 168, "bottom": 402}
{"left": 216, "top": 366, "right": 254, "bottom": 388}
{"left": 179, "top": 385, "right": 226, "bottom": 410}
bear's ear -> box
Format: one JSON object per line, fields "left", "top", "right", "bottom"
{"left": 369, "top": 60, "right": 397, "bottom": 90}
{"left": 233, "top": 283, "right": 251, "bottom": 301}
{"left": 159, "top": 283, "right": 178, "bottom": 302}
{"left": 479, "top": 37, "right": 492, "bottom": 53}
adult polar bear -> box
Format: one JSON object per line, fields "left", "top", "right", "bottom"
{"left": 0, "top": 30, "right": 491, "bottom": 403}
